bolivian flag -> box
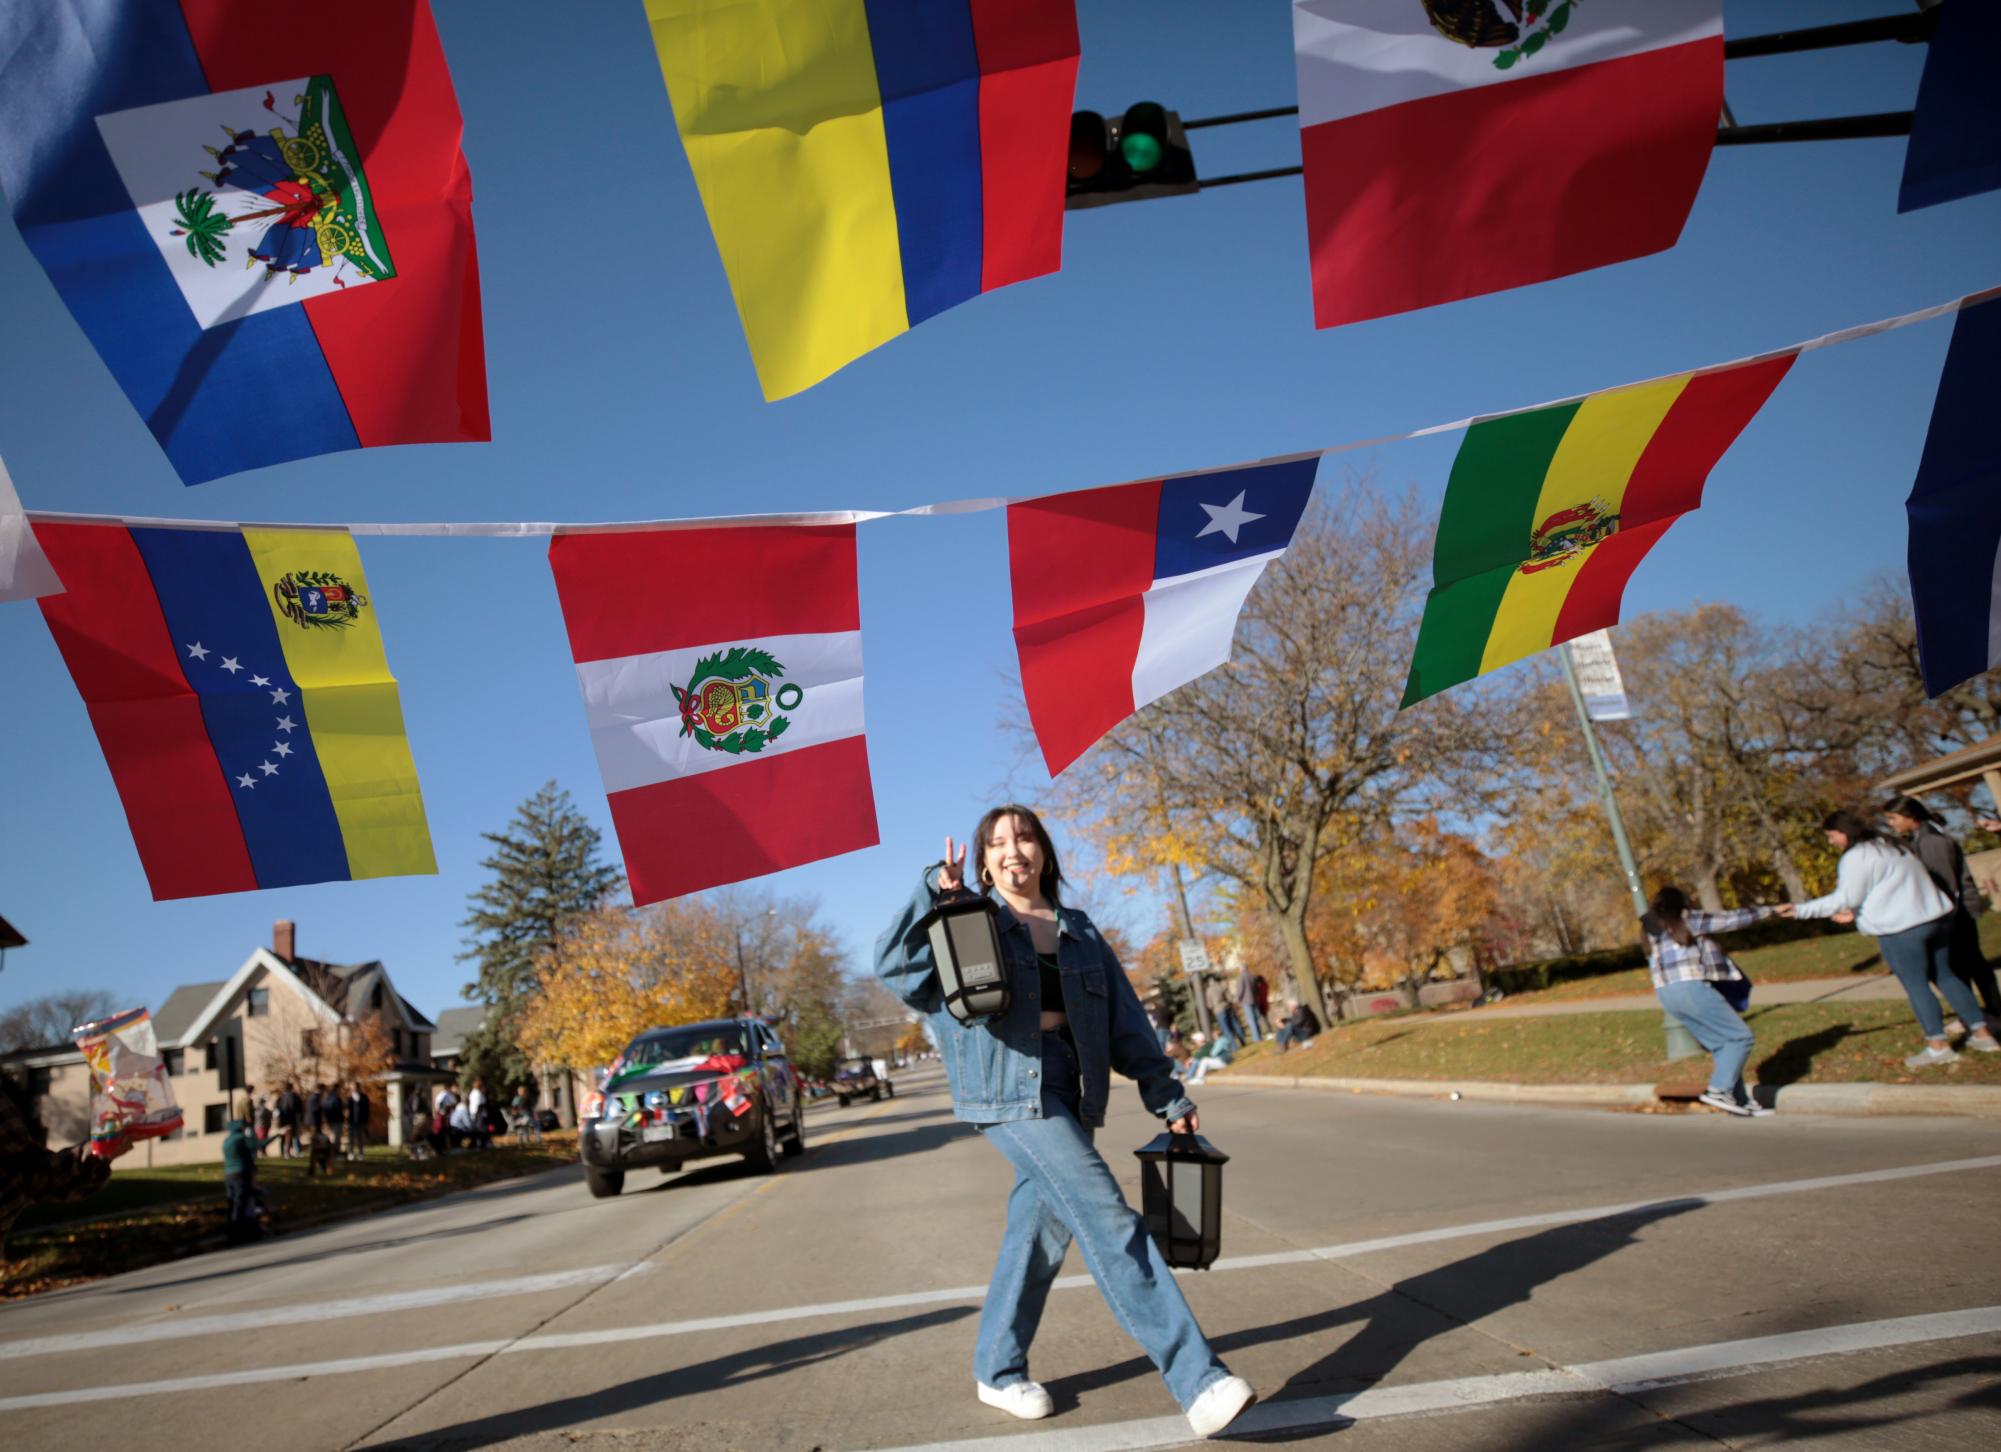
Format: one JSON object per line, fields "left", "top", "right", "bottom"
{"left": 1402, "top": 355, "right": 1794, "bottom": 707}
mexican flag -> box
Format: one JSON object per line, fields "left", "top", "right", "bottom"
{"left": 1293, "top": 1, "right": 1722, "bottom": 329}
{"left": 547, "top": 522, "right": 877, "bottom": 905}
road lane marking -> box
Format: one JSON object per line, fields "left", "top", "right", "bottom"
{"left": 2, "top": 1151, "right": 1994, "bottom": 1402}
{"left": 0, "top": 1262, "right": 648, "bottom": 1362}
{"left": 867, "top": 1306, "right": 2001, "bottom": 1452}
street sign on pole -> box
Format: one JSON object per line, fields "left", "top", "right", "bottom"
{"left": 1177, "top": 938, "right": 1213, "bottom": 1037}
{"left": 1176, "top": 939, "right": 1212, "bottom": 977}
{"left": 1567, "top": 630, "right": 1634, "bottom": 721}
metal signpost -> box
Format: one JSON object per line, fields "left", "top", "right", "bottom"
{"left": 1559, "top": 640, "right": 1701, "bottom": 1060}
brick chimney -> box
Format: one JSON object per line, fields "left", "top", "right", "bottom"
{"left": 273, "top": 920, "right": 296, "bottom": 962}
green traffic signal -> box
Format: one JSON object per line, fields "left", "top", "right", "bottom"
{"left": 1120, "top": 102, "right": 1168, "bottom": 173}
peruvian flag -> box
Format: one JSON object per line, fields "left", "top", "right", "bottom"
{"left": 547, "top": 523, "right": 877, "bottom": 905}
{"left": 1293, "top": 1, "right": 1722, "bottom": 329}
{"left": 1010, "top": 456, "right": 1320, "bottom": 777}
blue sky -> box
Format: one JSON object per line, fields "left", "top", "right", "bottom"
{"left": 2, "top": 1, "right": 1995, "bottom": 1023}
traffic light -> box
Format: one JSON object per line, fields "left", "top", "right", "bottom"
{"left": 1066, "top": 102, "right": 1198, "bottom": 209}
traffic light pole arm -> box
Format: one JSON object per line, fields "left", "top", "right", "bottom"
{"left": 1197, "top": 109, "right": 1916, "bottom": 189}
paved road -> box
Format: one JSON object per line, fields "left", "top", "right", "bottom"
{"left": 3, "top": 1066, "right": 1998, "bottom": 1450}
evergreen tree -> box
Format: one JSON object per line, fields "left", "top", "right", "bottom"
{"left": 458, "top": 782, "right": 624, "bottom": 1087}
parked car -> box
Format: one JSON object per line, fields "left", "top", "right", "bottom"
{"left": 579, "top": 1017, "right": 804, "bottom": 1198}
{"left": 832, "top": 1057, "right": 893, "bottom": 1107}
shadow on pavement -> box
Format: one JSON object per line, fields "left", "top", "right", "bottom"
{"left": 365, "top": 1304, "right": 976, "bottom": 1449}
{"left": 1519, "top": 1351, "right": 2001, "bottom": 1449}
{"left": 1047, "top": 1202, "right": 1698, "bottom": 1417}
{"left": 636, "top": 1118, "right": 979, "bottom": 1196}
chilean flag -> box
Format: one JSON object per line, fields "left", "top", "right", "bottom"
{"left": 548, "top": 522, "right": 879, "bottom": 906}
{"left": 0, "top": 0, "right": 487, "bottom": 486}
{"left": 1009, "top": 456, "right": 1321, "bottom": 776}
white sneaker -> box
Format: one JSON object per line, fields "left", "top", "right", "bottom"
{"left": 1965, "top": 1031, "right": 2000, "bottom": 1054}
{"left": 1904, "top": 1043, "right": 1959, "bottom": 1068}
{"left": 1187, "top": 1374, "right": 1256, "bottom": 1438}
{"left": 1696, "top": 1089, "right": 1754, "bottom": 1117}
{"left": 977, "top": 1381, "right": 1053, "bottom": 1420}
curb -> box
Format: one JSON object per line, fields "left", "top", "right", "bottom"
{"left": 1218, "top": 1072, "right": 2001, "bottom": 1119}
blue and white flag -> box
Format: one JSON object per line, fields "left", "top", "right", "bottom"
{"left": 1907, "top": 296, "right": 2001, "bottom": 697}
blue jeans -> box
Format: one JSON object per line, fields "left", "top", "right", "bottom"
{"left": 1657, "top": 979, "right": 1754, "bottom": 1095}
{"left": 1879, "top": 916, "right": 1984, "bottom": 1039}
{"left": 974, "top": 1031, "right": 1228, "bottom": 1410}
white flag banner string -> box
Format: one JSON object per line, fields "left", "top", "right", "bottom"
{"left": 20, "top": 285, "right": 1996, "bottom": 542}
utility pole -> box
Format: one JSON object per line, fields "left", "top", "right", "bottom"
{"left": 1559, "top": 643, "right": 1699, "bottom": 1060}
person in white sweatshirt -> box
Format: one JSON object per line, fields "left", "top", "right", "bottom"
{"left": 1793, "top": 810, "right": 2001, "bottom": 1067}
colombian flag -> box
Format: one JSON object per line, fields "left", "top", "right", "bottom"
{"left": 0, "top": 0, "right": 487, "bottom": 486}
{"left": 36, "top": 521, "right": 434, "bottom": 900}
{"left": 1402, "top": 356, "right": 1793, "bottom": 707}
{"left": 649, "top": 0, "right": 1080, "bottom": 401}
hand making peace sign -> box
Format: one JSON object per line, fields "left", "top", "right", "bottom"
{"left": 937, "top": 836, "right": 968, "bottom": 894}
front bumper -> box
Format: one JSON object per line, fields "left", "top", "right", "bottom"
{"left": 580, "top": 1102, "right": 758, "bottom": 1169}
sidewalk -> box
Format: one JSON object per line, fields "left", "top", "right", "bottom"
{"left": 1412, "top": 973, "right": 1907, "bottom": 1023}
{"left": 1220, "top": 1069, "right": 2001, "bottom": 1118}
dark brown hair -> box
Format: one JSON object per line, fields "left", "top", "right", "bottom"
{"left": 973, "top": 803, "right": 1066, "bottom": 904}
{"left": 1648, "top": 886, "right": 1694, "bottom": 948}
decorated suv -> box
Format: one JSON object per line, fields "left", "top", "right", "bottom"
{"left": 579, "top": 1017, "right": 804, "bottom": 1198}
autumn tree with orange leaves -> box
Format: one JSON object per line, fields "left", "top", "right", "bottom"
{"left": 517, "top": 900, "right": 742, "bottom": 1074}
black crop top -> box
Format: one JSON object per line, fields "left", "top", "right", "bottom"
{"left": 1036, "top": 951, "right": 1063, "bottom": 1010}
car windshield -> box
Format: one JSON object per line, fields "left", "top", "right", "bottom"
{"left": 838, "top": 1061, "right": 868, "bottom": 1075}
{"left": 621, "top": 1026, "right": 746, "bottom": 1069}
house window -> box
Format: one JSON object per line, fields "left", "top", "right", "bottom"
{"left": 302, "top": 1029, "right": 320, "bottom": 1057}
{"left": 203, "top": 1104, "right": 225, "bottom": 1134}
{"left": 414, "top": 1034, "right": 429, "bottom": 1060}
{"left": 371, "top": 982, "right": 384, "bottom": 1010}
{"left": 163, "top": 1048, "right": 184, "bottom": 1077}
{"left": 206, "top": 1041, "right": 221, "bottom": 1072}
{"left": 28, "top": 1066, "right": 52, "bottom": 1098}
{"left": 247, "top": 988, "right": 269, "bottom": 1017}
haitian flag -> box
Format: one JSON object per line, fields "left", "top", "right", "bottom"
{"left": 1292, "top": 1, "right": 1721, "bottom": 329}
{"left": 649, "top": 0, "right": 1080, "bottom": 401}
{"left": 548, "top": 523, "right": 878, "bottom": 904}
{"left": 36, "top": 520, "right": 435, "bottom": 899}
{"left": 1010, "top": 456, "right": 1321, "bottom": 776}
{"left": 0, "top": 0, "right": 488, "bottom": 486}
{"left": 1907, "top": 296, "right": 2001, "bottom": 697}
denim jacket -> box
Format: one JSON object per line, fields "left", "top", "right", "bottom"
{"left": 874, "top": 869, "right": 1196, "bottom": 1129}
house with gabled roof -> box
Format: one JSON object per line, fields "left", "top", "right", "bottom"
{"left": 3, "top": 920, "right": 452, "bottom": 1168}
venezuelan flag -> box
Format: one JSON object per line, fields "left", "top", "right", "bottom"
{"left": 1402, "top": 356, "right": 1795, "bottom": 707}
{"left": 36, "top": 521, "right": 434, "bottom": 900}
{"left": 648, "top": 0, "right": 1080, "bottom": 401}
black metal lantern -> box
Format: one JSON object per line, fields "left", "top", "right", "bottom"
{"left": 1135, "top": 1132, "right": 1229, "bottom": 1270}
{"left": 917, "top": 894, "right": 1012, "bottom": 1024}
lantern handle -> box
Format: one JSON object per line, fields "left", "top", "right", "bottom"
{"left": 1167, "top": 1130, "right": 1202, "bottom": 1157}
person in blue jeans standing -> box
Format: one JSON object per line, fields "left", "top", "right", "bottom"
{"left": 876, "top": 804, "right": 1256, "bottom": 1440}
{"left": 1641, "top": 888, "right": 1786, "bottom": 1117}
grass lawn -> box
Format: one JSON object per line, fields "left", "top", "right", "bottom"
{"left": 1492, "top": 914, "right": 2001, "bottom": 1006}
{"left": 3, "top": 1133, "right": 580, "bottom": 1300}
{"left": 1229, "top": 1001, "right": 2001, "bottom": 1090}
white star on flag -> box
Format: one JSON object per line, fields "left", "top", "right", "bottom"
{"left": 1195, "top": 491, "right": 1265, "bottom": 544}
{"left": 272, "top": 741, "right": 293, "bottom": 757}
{"left": 275, "top": 715, "right": 297, "bottom": 733}
{"left": 236, "top": 773, "right": 255, "bottom": 789}
{"left": 259, "top": 760, "right": 279, "bottom": 776}
{"left": 270, "top": 686, "right": 291, "bottom": 704}
{"left": 186, "top": 642, "right": 208, "bottom": 661}
{"left": 220, "top": 656, "right": 242, "bottom": 674}
{"left": 249, "top": 674, "right": 270, "bottom": 687}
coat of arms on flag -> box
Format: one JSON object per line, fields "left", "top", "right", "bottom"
{"left": 97, "top": 75, "right": 394, "bottom": 328}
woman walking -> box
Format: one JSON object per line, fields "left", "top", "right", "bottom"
{"left": 876, "top": 804, "right": 1256, "bottom": 1438}
{"left": 1794, "top": 810, "right": 2001, "bottom": 1066}
{"left": 1641, "top": 888, "right": 1784, "bottom": 1117}
{"left": 1882, "top": 794, "right": 2001, "bottom": 1033}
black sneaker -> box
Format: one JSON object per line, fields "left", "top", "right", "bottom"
{"left": 1697, "top": 1089, "right": 1755, "bottom": 1117}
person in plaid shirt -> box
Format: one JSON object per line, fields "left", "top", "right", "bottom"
{"left": 1642, "top": 887, "right": 1793, "bottom": 1117}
